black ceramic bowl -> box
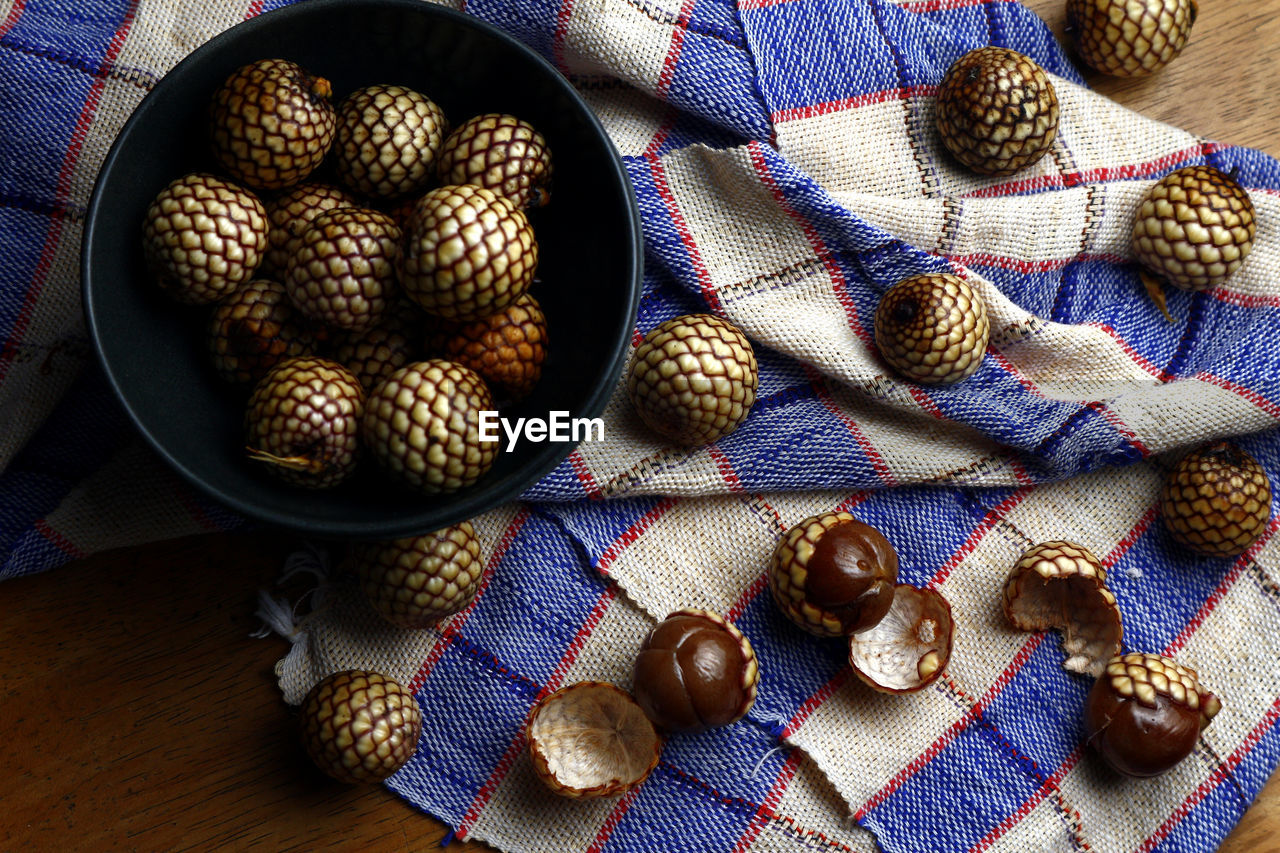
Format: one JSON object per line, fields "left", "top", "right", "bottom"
{"left": 83, "top": 0, "right": 641, "bottom": 538}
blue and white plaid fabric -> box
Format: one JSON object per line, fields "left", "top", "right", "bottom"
{"left": 4, "top": 0, "right": 1280, "bottom": 851}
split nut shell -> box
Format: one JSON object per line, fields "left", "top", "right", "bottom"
{"left": 398, "top": 184, "right": 538, "bottom": 323}
{"left": 1085, "top": 652, "right": 1221, "bottom": 777}
{"left": 875, "top": 273, "right": 989, "bottom": 385}
{"left": 361, "top": 359, "right": 498, "bottom": 494}
{"left": 527, "top": 681, "right": 662, "bottom": 799}
{"left": 626, "top": 314, "right": 758, "bottom": 447}
{"left": 1131, "top": 165, "right": 1256, "bottom": 292}
{"left": 244, "top": 356, "right": 364, "bottom": 489}
{"left": 1067, "top": 0, "right": 1197, "bottom": 77}
{"left": 209, "top": 58, "right": 336, "bottom": 190}
{"left": 936, "top": 46, "right": 1059, "bottom": 177}
{"left": 848, "top": 584, "right": 953, "bottom": 694}
{"left": 769, "top": 511, "right": 899, "bottom": 637}
{"left": 1160, "top": 442, "right": 1272, "bottom": 557}
{"left": 141, "top": 172, "right": 268, "bottom": 305}
{"left": 631, "top": 609, "right": 759, "bottom": 733}
{"left": 355, "top": 522, "right": 484, "bottom": 629}
{"left": 299, "top": 669, "right": 422, "bottom": 783}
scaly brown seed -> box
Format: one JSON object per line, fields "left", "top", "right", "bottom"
{"left": 1067, "top": 0, "right": 1197, "bottom": 77}
{"left": 261, "top": 182, "right": 359, "bottom": 279}
{"left": 875, "top": 273, "right": 989, "bottom": 384}
{"left": 1160, "top": 442, "right": 1272, "bottom": 557}
{"left": 436, "top": 113, "right": 553, "bottom": 209}
{"left": 434, "top": 293, "right": 548, "bottom": 401}
{"left": 354, "top": 522, "right": 484, "bottom": 629}
{"left": 299, "top": 670, "right": 422, "bottom": 783}
{"left": 333, "top": 84, "right": 449, "bottom": 200}
{"left": 285, "top": 207, "right": 402, "bottom": 334}
{"left": 207, "top": 278, "right": 319, "bottom": 387}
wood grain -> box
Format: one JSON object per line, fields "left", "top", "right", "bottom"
{"left": 4, "top": 2, "right": 1280, "bottom": 851}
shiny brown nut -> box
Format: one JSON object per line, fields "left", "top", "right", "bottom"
{"left": 285, "top": 207, "right": 402, "bottom": 334}
{"left": 1161, "top": 442, "right": 1272, "bottom": 557}
{"left": 436, "top": 113, "right": 552, "bottom": 209}
{"left": 631, "top": 609, "right": 759, "bottom": 733}
{"left": 769, "top": 511, "right": 899, "bottom": 637}
{"left": 299, "top": 670, "right": 422, "bottom": 783}
{"left": 848, "top": 584, "right": 953, "bottom": 693}
{"left": 141, "top": 172, "right": 268, "bottom": 305}
{"left": 1002, "top": 541, "right": 1122, "bottom": 677}
{"left": 398, "top": 184, "right": 538, "bottom": 322}
{"left": 354, "top": 522, "right": 484, "bottom": 629}
{"left": 626, "top": 314, "right": 758, "bottom": 447}
{"left": 1131, "top": 165, "right": 1256, "bottom": 292}
{"left": 875, "top": 273, "right": 989, "bottom": 385}
{"left": 333, "top": 84, "right": 449, "bottom": 200}
{"left": 261, "top": 182, "right": 359, "bottom": 279}
{"left": 435, "top": 293, "right": 547, "bottom": 400}
{"left": 1067, "top": 0, "right": 1197, "bottom": 77}
{"left": 361, "top": 359, "right": 498, "bottom": 494}
{"left": 935, "top": 46, "right": 1059, "bottom": 177}
{"left": 331, "top": 305, "right": 420, "bottom": 393}
{"left": 207, "top": 278, "right": 319, "bottom": 387}
{"left": 209, "top": 58, "right": 336, "bottom": 191}
{"left": 527, "top": 681, "right": 662, "bottom": 799}
{"left": 244, "top": 356, "right": 364, "bottom": 488}
{"left": 1085, "top": 652, "right": 1221, "bottom": 777}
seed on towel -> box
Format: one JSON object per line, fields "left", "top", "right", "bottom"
{"left": 631, "top": 609, "right": 759, "bottom": 733}
{"left": 354, "top": 522, "right": 484, "bottom": 629}
{"left": 1084, "top": 652, "right": 1220, "bottom": 777}
{"left": 1002, "top": 540, "right": 1123, "bottom": 678}
{"left": 209, "top": 58, "right": 336, "bottom": 191}
{"left": 141, "top": 172, "right": 269, "bottom": 305}
{"left": 527, "top": 681, "right": 662, "bottom": 798}
{"left": 299, "top": 670, "right": 422, "bottom": 783}
{"left": 436, "top": 113, "right": 553, "bottom": 209}
{"left": 935, "top": 46, "right": 1059, "bottom": 176}
{"left": 332, "top": 84, "right": 449, "bottom": 200}
{"left": 847, "top": 584, "right": 954, "bottom": 694}
{"left": 244, "top": 356, "right": 364, "bottom": 489}
{"left": 398, "top": 184, "right": 539, "bottom": 323}
{"left": 361, "top": 359, "right": 497, "bottom": 494}
{"left": 1160, "top": 442, "right": 1272, "bottom": 557}
{"left": 626, "top": 313, "right": 758, "bottom": 447}
{"left": 1131, "top": 165, "right": 1256, "bottom": 292}
{"left": 874, "top": 273, "right": 989, "bottom": 384}
{"left": 769, "top": 511, "right": 899, "bottom": 638}
{"left": 1067, "top": 0, "right": 1197, "bottom": 77}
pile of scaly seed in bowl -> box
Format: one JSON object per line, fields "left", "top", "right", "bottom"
{"left": 141, "top": 58, "right": 551, "bottom": 495}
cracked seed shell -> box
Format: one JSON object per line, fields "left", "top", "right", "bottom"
{"left": 244, "top": 356, "right": 364, "bottom": 489}
{"left": 1131, "top": 165, "right": 1256, "bottom": 292}
{"left": 631, "top": 609, "right": 759, "bottom": 734}
{"left": 626, "top": 313, "right": 758, "bottom": 447}
{"left": 361, "top": 359, "right": 498, "bottom": 494}
{"left": 875, "top": 273, "right": 989, "bottom": 384}
{"left": 1160, "top": 442, "right": 1272, "bottom": 557}
{"left": 209, "top": 58, "right": 336, "bottom": 191}
{"left": 299, "top": 670, "right": 422, "bottom": 783}
{"left": 141, "top": 172, "right": 268, "bottom": 305}
{"left": 848, "top": 584, "right": 954, "bottom": 694}
{"left": 354, "top": 521, "right": 484, "bottom": 629}
{"left": 1067, "top": 0, "right": 1197, "bottom": 77}
{"left": 398, "top": 184, "right": 538, "bottom": 323}
{"left": 434, "top": 293, "right": 548, "bottom": 401}
{"left": 207, "top": 278, "right": 319, "bottom": 387}
{"left": 936, "top": 46, "right": 1060, "bottom": 177}
{"left": 262, "top": 182, "right": 359, "bottom": 279}
{"left": 1002, "top": 540, "right": 1123, "bottom": 678}
{"left": 1085, "top": 652, "right": 1221, "bottom": 777}
{"left": 769, "top": 511, "right": 899, "bottom": 638}
{"left": 285, "top": 207, "right": 402, "bottom": 334}
{"left": 333, "top": 84, "right": 449, "bottom": 200}
{"left": 436, "top": 113, "right": 553, "bottom": 209}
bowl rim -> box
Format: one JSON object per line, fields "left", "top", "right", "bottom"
{"left": 81, "top": 0, "right": 643, "bottom": 537}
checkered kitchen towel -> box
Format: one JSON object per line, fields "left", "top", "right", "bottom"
{"left": 4, "top": 0, "right": 1280, "bottom": 851}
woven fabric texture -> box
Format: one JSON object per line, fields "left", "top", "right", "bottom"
{"left": 3, "top": 0, "right": 1280, "bottom": 851}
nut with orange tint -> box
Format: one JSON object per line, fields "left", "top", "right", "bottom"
{"left": 769, "top": 511, "right": 899, "bottom": 637}
{"left": 527, "top": 681, "right": 662, "bottom": 799}
{"left": 1002, "top": 540, "right": 1122, "bottom": 678}
{"left": 847, "top": 584, "right": 953, "bottom": 693}
{"left": 631, "top": 609, "right": 758, "bottom": 734}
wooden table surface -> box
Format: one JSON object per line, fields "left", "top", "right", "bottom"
{"left": 5, "top": 2, "right": 1280, "bottom": 851}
